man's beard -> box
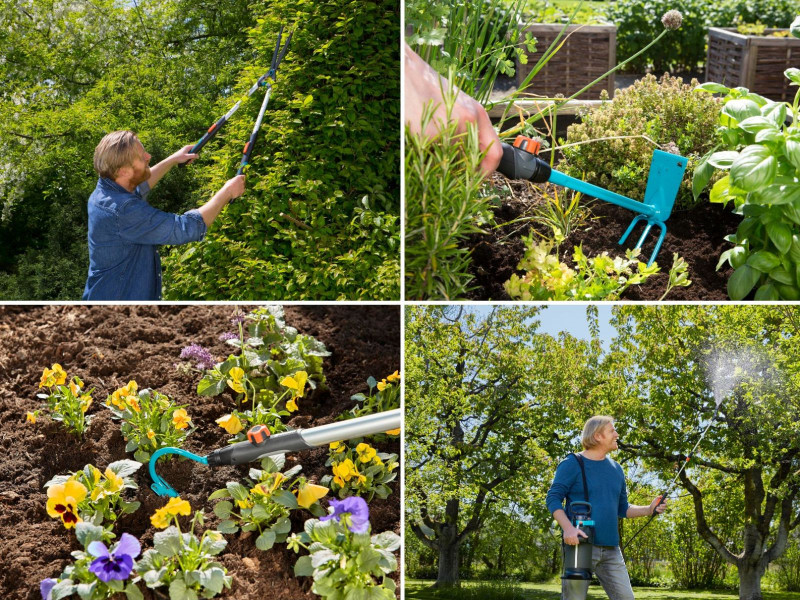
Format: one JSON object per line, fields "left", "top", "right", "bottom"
{"left": 132, "top": 164, "right": 151, "bottom": 187}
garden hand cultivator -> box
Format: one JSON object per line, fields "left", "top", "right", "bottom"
{"left": 497, "top": 136, "right": 688, "bottom": 266}
{"left": 184, "top": 25, "right": 293, "bottom": 180}
{"left": 148, "top": 409, "right": 401, "bottom": 497}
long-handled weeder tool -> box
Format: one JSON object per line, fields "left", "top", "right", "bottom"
{"left": 149, "top": 409, "right": 401, "bottom": 498}
{"left": 497, "top": 136, "right": 688, "bottom": 266}
{"left": 184, "top": 25, "right": 293, "bottom": 161}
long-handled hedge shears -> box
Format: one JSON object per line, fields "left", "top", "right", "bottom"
{"left": 149, "top": 409, "right": 401, "bottom": 497}
{"left": 183, "top": 25, "right": 293, "bottom": 167}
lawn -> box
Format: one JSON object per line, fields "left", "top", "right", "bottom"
{"left": 406, "top": 580, "right": 800, "bottom": 600}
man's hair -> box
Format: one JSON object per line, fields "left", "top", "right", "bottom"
{"left": 94, "top": 130, "right": 140, "bottom": 179}
{"left": 581, "top": 415, "right": 614, "bottom": 450}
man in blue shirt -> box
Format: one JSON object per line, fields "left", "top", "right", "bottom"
{"left": 546, "top": 416, "right": 667, "bottom": 600}
{"left": 83, "top": 130, "right": 246, "bottom": 300}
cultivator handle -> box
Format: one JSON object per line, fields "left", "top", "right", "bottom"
{"left": 206, "top": 409, "right": 401, "bottom": 467}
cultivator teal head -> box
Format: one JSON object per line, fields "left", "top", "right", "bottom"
{"left": 148, "top": 409, "right": 402, "bottom": 498}
{"left": 497, "top": 136, "right": 689, "bottom": 266}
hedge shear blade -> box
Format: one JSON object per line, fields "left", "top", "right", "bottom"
{"left": 235, "top": 26, "right": 293, "bottom": 179}
{"left": 186, "top": 25, "right": 293, "bottom": 158}
{"left": 148, "top": 409, "right": 401, "bottom": 498}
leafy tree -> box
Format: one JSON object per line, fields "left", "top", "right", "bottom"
{"left": 404, "top": 305, "right": 598, "bottom": 587}
{"left": 598, "top": 305, "right": 800, "bottom": 600}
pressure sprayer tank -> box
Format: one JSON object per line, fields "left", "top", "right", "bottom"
{"left": 562, "top": 501, "right": 594, "bottom": 600}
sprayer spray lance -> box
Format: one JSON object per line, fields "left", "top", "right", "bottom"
{"left": 620, "top": 399, "right": 724, "bottom": 552}
{"left": 180, "top": 25, "right": 293, "bottom": 164}
{"left": 148, "top": 408, "right": 400, "bottom": 498}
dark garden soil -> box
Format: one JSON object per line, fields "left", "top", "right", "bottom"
{"left": 0, "top": 305, "right": 400, "bottom": 600}
{"left": 466, "top": 174, "right": 742, "bottom": 300}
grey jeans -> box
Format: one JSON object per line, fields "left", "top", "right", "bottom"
{"left": 562, "top": 545, "right": 634, "bottom": 600}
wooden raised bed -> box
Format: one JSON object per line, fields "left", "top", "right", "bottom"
{"left": 515, "top": 24, "right": 616, "bottom": 100}
{"left": 706, "top": 27, "right": 800, "bottom": 102}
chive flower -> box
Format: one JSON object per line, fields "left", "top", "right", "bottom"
{"left": 661, "top": 10, "right": 682, "bottom": 30}
{"left": 87, "top": 533, "right": 141, "bottom": 582}
{"left": 219, "top": 331, "right": 238, "bottom": 341}
{"left": 320, "top": 496, "right": 370, "bottom": 534}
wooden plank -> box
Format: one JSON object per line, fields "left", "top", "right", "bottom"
{"left": 488, "top": 99, "right": 607, "bottom": 118}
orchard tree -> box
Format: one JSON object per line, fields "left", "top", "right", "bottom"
{"left": 405, "top": 305, "right": 598, "bottom": 587}
{"left": 598, "top": 305, "right": 800, "bottom": 600}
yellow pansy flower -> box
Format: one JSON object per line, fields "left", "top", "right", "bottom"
{"left": 236, "top": 499, "right": 253, "bottom": 510}
{"left": 150, "top": 508, "right": 170, "bottom": 529}
{"left": 286, "top": 398, "right": 298, "bottom": 413}
{"left": 26, "top": 412, "right": 36, "bottom": 424}
{"left": 332, "top": 459, "right": 356, "bottom": 485}
{"left": 104, "top": 468, "right": 124, "bottom": 493}
{"left": 46, "top": 480, "right": 87, "bottom": 529}
{"left": 356, "top": 443, "right": 377, "bottom": 463}
{"left": 253, "top": 472, "right": 285, "bottom": 496}
{"left": 377, "top": 380, "right": 387, "bottom": 391}
{"left": 125, "top": 396, "right": 139, "bottom": 413}
{"left": 385, "top": 428, "right": 401, "bottom": 436}
{"left": 39, "top": 367, "right": 56, "bottom": 388}
{"left": 216, "top": 413, "right": 243, "bottom": 435}
{"left": 52, "top": 364, "right": 67, "bottom": 386}
{"left": 280, "top": 371, "right": 308, "bottom": 399}
{"left": 295, "top": 481, "right": 328, "bottom": 509}
{"left": 69, "top": 380, "right": 80, "bottom": 396}
{"left": 329, "top": 441, "right": 344, "bottom": 453}
{"left": 80, "top": 396, "right": 93, "bottom": 413}
{"left": 172, "top": 408, "right": 190, "bottom": 430}
{"left": 386, "top": 370, "right": 400, "bottom": 383}
{"left": 227, "top": 367, "right": 246, "bottom": 394}
{"left": 147, "top": 429, "right": 156, "bottom": 440}
{"left": 91, "top": 466, "right": 102, "bottom": 486}
{"left": 151, "top": 497, "right": 191, "bottom": 528}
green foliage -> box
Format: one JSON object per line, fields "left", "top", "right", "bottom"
{"left": 561, "top": 73, "right": 722, "bottom": 210}
{"left": 504, "top": 237, "right": 660, "bottom": 300}
{"left": 36, "top": 368, "right": 94, "bottom": 436}
{"left": 137, "top": 513, "right": 232, "bottom": 599}
{"left": 44, "top": 460, "right": 142, "bottom": 528}
{"left": 208, "top": 454, "right": 325, "bottom": 549}
{"left": 528, "top": 185, "right": 591, "bottom": 242}
{"left": 693, "top": 73, "right": 800, "bottom": 300}
{"left": 528, "top": 0, "right": 610, "bottom": 26}
{"left": 776, "top": 533, "right": 800, "bottom": 592}
{"left": 0, "top": 0, "right": 256, "bottom": 299}
{"left": 606, "top": 0, "right": 799, "bottom": 73}
{"left": 163, "top": 0, "right": 400, "bottom": 300}
{"left": 341, "top": 372, "right": 401, "bottom": 421}
{"left": 106, "top": 383, "right": 194, "bottom": 462}
{"left": 289, "top": 518, "right": 400, "bottom": 599}
{"left": 405, "top": 86, "right": 496, "bottom": 300}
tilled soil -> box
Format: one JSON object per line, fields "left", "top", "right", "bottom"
{"left": 0, "top": 305, "right": 400, "bottom": 600}
{"left": 466, "top": 175, "right": 741, "bottom": 300}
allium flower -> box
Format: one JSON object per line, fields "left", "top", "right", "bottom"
{"left": 320, "top": 496, "right": 370, "bottom": 534}
{"left": 179, "top": 344, "right": 215, "bottom": 370}
{"left": 219, "top": 332, "right": 238, "bottom": 341}
{"left": 88, "top": 533, "right": 141, "bottom": 583}
{"left": 661, "top": 10, "right": 682, "bottom": 30}
{"left": 40, "top": 578, "right": 57, "bottom": 600}
{"left": 230, "top": 311, "right": 246, "bottom": 326}
{"left": 662, "top": 141, "right": 681, "bottom": 155}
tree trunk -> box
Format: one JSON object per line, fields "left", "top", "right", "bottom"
{"left": 435, "top": 537, "right": 461, "bottom": 587}
{"left": 739, "top": 562, "right": 765, "bottom": 600}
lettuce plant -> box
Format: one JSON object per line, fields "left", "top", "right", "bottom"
{"left": 40, "top": 522, "right": 143, "bottom": 600}
{"left": 694, "top": 24, "right": 800, "bottom": 300}
{"left": 105, "top": 382, "right": 194, "bottom": 462}
{"left": 44, "top": 460, "right": 142, "bottom": 530}
{"left": 138, "top": 508, "right": 231, "bottom": 599}
{"left": 208, "top": 454, "right": 327, "bottom": 551}
{"left": 289, "top": 497, "right": 400, "bottom": 600}
{"left": 35, "top": 364, "right": 94, "bottom": 436}
{"left": 323, "top": 441, "right": 398, "bottom": 501}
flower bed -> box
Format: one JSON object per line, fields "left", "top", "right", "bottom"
{"left": 0, "top": 305, "right": 400, "bottom": 600}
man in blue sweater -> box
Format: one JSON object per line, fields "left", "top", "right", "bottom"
{"left": 546, "top": 416, "right": 667, "bottom": 600}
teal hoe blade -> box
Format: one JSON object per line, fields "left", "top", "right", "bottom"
{"left": 498, "top": 138, "right": 689, "bottom": 266}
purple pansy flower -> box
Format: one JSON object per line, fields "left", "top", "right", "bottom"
{"left": 40, "top": 578, "right": 57, "bottom": 600}
{"left": 180, "top": 344, "right": 215, "bottom": 370}
{"left": 320, "top": 496, "right": 370, "bottom": 534}
{"left": 88, "top": 533, "right": 141, "bottom": 583}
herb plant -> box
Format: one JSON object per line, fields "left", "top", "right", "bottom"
{"left": 208, "top": 454, "right": 327, "bottom": 551}
{"left": 139, "top": 506, "right": 232, "bottom": 599}
{"left": 323, "top": 441, "right": 398, "bottom": 501}
{"left": 36, "top": 365, "right": 94, "bottom": 436}
{"left": 106, "top": 382, "right": 194, "bottom": 462}
{"left": 44, "top": 460, "right": 142, "bottom": 529}
{"left": 40, "top": 522, "right": 143, "bottom": 600}
{"left": 693, "top": 22, "right": 800, "bottom": 300}
{"left": 289, "top": 497, "right": 400, "bottom": 600}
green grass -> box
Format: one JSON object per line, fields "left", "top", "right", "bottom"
{"left": 406, "top": 580, "right": 800, "bottom": 600}
{"left": 525, "top": 0, "right": 610, "bottom": 25}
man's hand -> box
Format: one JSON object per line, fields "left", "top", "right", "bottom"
{"left": 404, "top": 43, "right": 502, "bottom": 176}
{"left": 170, "top": 144, "right": 199, "bottom": 166}
{"left": 221, "top": 175, "right": 246, "bottom": 203}
{"left": 649, "top": 495, "right": 667, "bottom": 515}
{"left": 563, "top": 525, "right": 589, "bottom": 546}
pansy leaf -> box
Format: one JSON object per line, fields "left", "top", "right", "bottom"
{"left": 256, "top": 530, "right": 277, "bottom": 551}
{"left": 124, "top": 583, "right": 144, "bottom": 600}
{"left": 213, "top": 501, "right": 233, "bottom": 519}
{"left": 294, "top": 555, "right": 314, "bottom": 577}
{"left": 207, "top": 488, "right": 231, "bottom": 501}
{"left": 169, "top": 577, "right": 198, "bottom": 600}
{"left": 51, "top": 580, "right": 76, "bottom": 600}
{"left": 226, "top": 482, "right": 249, "bottom": 502}
{"left": 107, "top": 459, "right": 142, "bottom": 478}
{"left": 75, "top": 522, "right": 105, "bottom": 547}
{"left": 197, "top": 376, "right": 226, "bottom": 397}
{"left": 76, "top": 582, "right": 96, "bottom": 600}
{"left": 216, "top": 519, "right": 239, "bottom": 534}
{"left": 273, "top": 490, "right": 299, "bottom": 509}
{"left": 153, "top": 526, "right": 182, "bottom": 557}
{"left": 199, "top": 567, "right": 227, "bottom": 594}
{"left": 201, "top": 533, "right": 228, "bottom": 556}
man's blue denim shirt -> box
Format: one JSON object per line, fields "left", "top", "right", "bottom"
{"left": 82, "top": 177, "right": 207, "bottom": 300}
